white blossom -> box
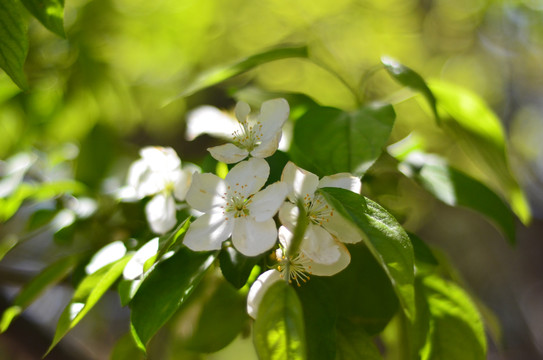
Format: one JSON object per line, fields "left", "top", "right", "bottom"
{"left": 279, "top": 162, "right": 363, "bottom": 262}
{"left": 183, "top": 158, "right": 287, "bottom": 256}
{"left": 124, "top": 147, "right": 197, "bottom": 234}
{"left": 205, "top": 99, "right": 290, "bottom": 163}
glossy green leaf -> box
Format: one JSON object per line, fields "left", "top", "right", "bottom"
{"left": 320, "top": 188, "right": 415, "bottom": 320}
{"left": 46, "top": 255, "right": 132, "bottom": 355}
{"left": 254, "top": 281, "right": 306, "bottom": 360}
{"left": 219, "top": 246, "right": 262, "bottom": 289}
{"left": 156, "top": 217, "right": 191, "bottom": 261}
{"left": 291, "top": 104, "right": 395, "bottom": 176}
{"left": 295, "top": 279, "right": 337, "bottom": 360}
{"left": 0, "top": 254, "right": 82, "bottom": 333}
{"left": 407, "top": 159, "right": 516, "bottom": 244}
{"left": 0, "top": 0, "right": 28, "bottom": 89}
{"left": 130, "top": 247, "right": 217, "bottom": 352}
{"left": 335, "top": 321, "right": 382, "bottom": 360}
{"left": 175, "top": 276, "right": 248, "bottom": 353}
{"left": 20, "top": 0, "right": 65, "bottom": 37}
{"left": 408, "top": 233, "right": 438, "bottom": 268}
{"left": 181, "top": 45, "right": 308, "bottom": 97}
{"left": 381, "top": 57, "right": 439, "bottom": 122}
{"left": 429, "top": 80, "right": 530, "bottom": 224}
{"left": 420, "top": 275, "right": 487, "bottom": 360}
{"left": 321, "top": 243, "right": 399, "bottom": 335}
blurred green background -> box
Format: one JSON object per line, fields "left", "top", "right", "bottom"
{"left": 1, "top": 0, "right": 543, "bottom": 359}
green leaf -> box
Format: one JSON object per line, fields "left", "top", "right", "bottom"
{"left": 335, "top": 321, "right": 382, "bottom": 360}
{"left": 420, "top": 275, "right": 487, "bottom": 360}
{"left": 156, "top": 217, "right": 191, "bottom": 261}
{"left": 428, "top": 80, "right": 530, "bottom": 224}
{"left": 175, "top": 275, "right": 248, "bottom": 353}
{"left": 110, "top": 333, "right": 145, "bottom": 360}
{"left": 0, "top": 234, "right": 18, "bottom": 261}
{"left": 291, "top": 104, "right": 395, "bottom": 176}
{"left": 321, "top": 243, "right": 399, "bottom": 335}
{"left": 130, "top": 247, "right": 217, "bottom": 352}
{"left": 0, "top": 0, "right": 28, "bottom": 90}
{"left": 20, "top": 0, "right": 65, "bottom": 37}
{"left": 381, "top": 57, "right": 439, "bottom": 122}
{"left": 26, "top": 208, "right": 58, "bottom": 231}
{"left": 219, "top": 246, "right": 262, "bottom": 289}
{"left": 46, "top": 255, "right": 132, "bottom": 355}
{"left": 407, "top": 233, "right": 438, "bottom": 268}
{"left": 295, "top": 279, "right": 337, "bottom": 360}
{"left": 254, "top": 281, "right": 306, "bottom": 360}
{"left": 320, "top": 188, "right": 415, "bottom": 320}
{"left": 406, "top": 159, "right": 516, "bottom": 244}
{"left": 1, "top": 254, "right": 82, "bottom": 333}
{"left": 181, "top": 45, "right": 308, "bottom": 97}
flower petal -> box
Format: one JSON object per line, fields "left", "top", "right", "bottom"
{"left": 184, "top": 212, "right": 233, "bottom": 251}
{"left": 232, "top": 217, "right": 277, "bottom": 256}
{"left": 248, "top": 182, "right": 288, "bottom": 222}
{"left": 281, "top": 161, "right": 319, "bottom": 203}
{"left": 258, "top": 98, "right": 289, "bottom": 142}
{"left": 145, "top": 193, "right": 177, "bottom": 234}
{"left": 186, "top": 173, "right": 227, "bottom": 212}
{"left": 251, "top": 131, "right": 281, "bottom": 159}
{"left": 172, "top": 167, "right": 198, "bottom": 201}
{"left": 225, "top": 158, "right": 269, "bottom": 198}
{"left": 140, "top": 146, "right": 181, "bottom": 172}
{"left": 319, "top": 173, "right": 362, "bottom": 193}
{"left": 185, "top": 105, "right": 238, "bottom": 141}
{"left": 235, "top": 101, "right": 251, "bottom": 123}
{"left": 322, "top": 209, "right": 363, "bottom": 244}
{"left": 308, "top": 241, "right": 350, "bottom": 276}
{"left": 278, "top": 201, "right": 298, "bottom": 232}
{"left": 246, "top": 269, "right": 282, "bottom": 319}
{"left": 208, "top": 143, "right": 249, "bottom": 164}
{"left": 300, "top": 224, "right": 341, "bottom": 264}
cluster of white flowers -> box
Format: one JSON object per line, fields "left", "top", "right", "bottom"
{"left": 124, "top": 98, "right": 363, "bottom": 320}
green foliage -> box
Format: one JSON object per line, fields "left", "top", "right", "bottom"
{"left": 47, "top": 255, "right": 132, "bottom": 355}
{"left": 321, "top": 188, "right": 415, "bottom": 320}
{"left": 0, "top": 0, "right": 28, "bottom": 89}
{"left": 130, "top": 247, "right": 217, "bottom": 352}
{"left": 20, "top": 0, "right": 65, "bottom": 37}
{"left": 291, "top": 104, "right": 395, "bottom": 176}
{"left": 254, "top": 281, "right": 306, "bottom": 360}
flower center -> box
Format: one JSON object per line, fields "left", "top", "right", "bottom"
{"left": 304, "top": 194, "right": 334, "bottom": 226}
{"left": 276, "top": 249, "right": 312, "bottom": 287}
{"left": 232, "top": 120, "right": 264, "bottom": 152}
{"left": 222, "top": 187, "right": 252, "bottom": 219}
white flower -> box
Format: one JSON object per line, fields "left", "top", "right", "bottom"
{"left": 125, "top": 147, "right": 197, "bottom": 234}
{"left": 279, "top": 162, "right": 363, "bottom": 263}
{"left": 246, "top": 225, "right": 351, "bottom": 320}
{"left": 183, "top": 158, "right": 287, "bottom": 256}
{"left": 206, "top": 99, "right": 290, "bottom": 163}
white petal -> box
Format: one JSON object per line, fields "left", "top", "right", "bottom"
{"left": 247, "top": 269, "right": 282, "bottom": 319}
{"left": 235, "top": 101, "right": 251, "bottom": 123}
{"left": 248, "top": 182, "right": 288, "bottom": 222}
{"left": 140, "top": 146, "right": 181, "bottom": 172}
{"left": 232, "top": 217, "right": 277, "bottom": 256}
{"left": 308, "top": 242, "right": 350, "bottom": 276}
{"left": 281, "top": 161, "right": 319, "bottom": 203}
{"left": 258, "top": 98, "right": 289, "bottom": 141}
{"left": 278, "top": 201, "right": 298, "bottom": 232}
{"left": 127, "top": 159, "right": 149, "bottom": 192}
{"left": 225, "top": 158, "right": 269, "bottom": 198}
{"left": 184, "top": 212, "right": 233, "bottom": 251}
{"left": 300, "top": 224, "right": 341, "bottom": 264}
{"left": 172, "top": 168, "right": 195, "bottom": 201}
{"left": 208, "top": 143, "right": 249, "bottom": 164}
{"left": 186, "top": 173, "right": 227, "bottom": 212}
{"left": 322, "top": 209, "right": 363, "bottom": 244}
{"left": 85, "top": 241, "right": 126, "bottom": 274}
{"left": 319, "top": 173, "right": 362, "bottom": 193}
{"left": 146, "top": 194, "right": 177, "bottom": 234}
{"left": 185, "top": 105, "right": 238, "bottom": 141}
{"left": 251, "top": 131, "right": 281, "bottom": 158}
